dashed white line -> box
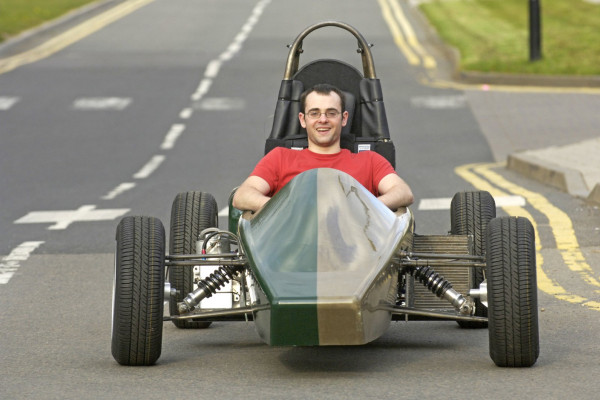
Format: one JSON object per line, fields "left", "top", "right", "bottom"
{"left": 133, "top": 155, "right": 165, "bottom": 179}
{"left": 418, "top": 195, "right": 526, "bottom": 211}
{"left": 72, "top": 97, "right": 131, "bottom": 110}
{"left": 410, "top": 95, "right": 466, "bottom": 109}
{"left": 205, "top": 60, "right": 221, "bottom": 78}
{"left": 161, "top": 124, "right": 186, "bottom": 150}
{"left": 102, "top": 182, "right": 136, "bottom": 200}
{"left": 192, "top": 79, "right": 213, "bottom": 101}
{"left": 0, "top": 241, "right": 45, "bottom": 284}
{"left": 199, "top": 98, "right": 245, "bottom": 111}
{"left": 179, "top": 107, "right": 193, "bottom": 119}
{"left": 0, "top": 96, "right": 20, "bottom": 110}
{"left": 190, "top": 0, "right": 270, "bottom": 102}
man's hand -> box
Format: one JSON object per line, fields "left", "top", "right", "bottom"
{"left": 377, "top": 173, "right": 414, "bottom": 211}
{"left": 232, "top": 175, "right": 271, "bottom": 212}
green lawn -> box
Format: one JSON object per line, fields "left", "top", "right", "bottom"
{"left": 419, "top": 0, "right": 600, "bottom": 76}
{"left": 0, "top": 0, "right": 98, "bottom": 43}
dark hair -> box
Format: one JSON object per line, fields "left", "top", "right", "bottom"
{"left": 300, "top": 83, "right": 346, "bottom": 114}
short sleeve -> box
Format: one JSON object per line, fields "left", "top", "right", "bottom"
{"left": 370, "top": 152, "right": 396, "bottom": 188}
{"left": 250, "top": 148, "right": 283, "bottom": 195}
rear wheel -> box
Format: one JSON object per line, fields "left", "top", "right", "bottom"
{"left": 450, "top": 191, "right": 495, "bottom": 328}
{"left": 486, "top": 217, "right": 539, "bottom": 367}
{"left": 168, "top": 191, "right": 218, "bottom": 329}
{"left": 112, "top": 216, "right": 165, "bottom": 366}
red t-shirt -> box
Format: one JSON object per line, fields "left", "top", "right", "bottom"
{"left": 251, "top": 148, "right": 396, "bottom": 197}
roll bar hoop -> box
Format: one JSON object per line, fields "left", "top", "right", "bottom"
{"left": 283, "top": 21, "right": 377, "bottom": 80}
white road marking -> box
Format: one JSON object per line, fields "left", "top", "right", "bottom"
{"left": 205, "top": 60, "right": 221, "bottom": 78}
{"left": 199, "top": 98, "right": 245, "bottom": 111}
{"left": 0, "top": 241, "right": 45, "bottom": 284}
{"left": 191, "top": 79, "right": 212, "bottom": 101}
{"left": 179, "top": 107, "right": 193, "bottom": 119}
{"left": 14, "top": 205, "right": 129, "bottom": 230}
{"left": 418, "top": 195, "right": 526, "bottom": 211}
{"left": 0, "top": 96, "right": 20, "bottom": 110}
{"left": 161, "top": 124, "right": 186, "bottom": 150}
{"left": 133, "top": 155, "right": 165, "bottom": 179}
{"left": 102, "top": 182, "right": 136, "bottom": 200}
{"left": 73, "top": 97, "right": 131, "bottom": 110}
{"left": 190, "top": 0, "right": 270, "bottom": 102}
{"left": 218, "top": 207, "right": 228, "bottom": 217}
{"left": 410, "top": 95, "right": 466, "bottom": 109}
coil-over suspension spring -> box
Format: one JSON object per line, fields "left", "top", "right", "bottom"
{"left": 409, "top": 265, "right": 473, "bottom": 315}
{"left": 178, "top": 265, "right": 241, "bottom": 313}
{"left": 411, "top": 265, "right": 453, "bottom": 297}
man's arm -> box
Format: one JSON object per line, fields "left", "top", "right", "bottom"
{"left": 377, "top": 173, "right": 414, "bottom": 211}
{"left": 232, "top": 175, "right": 271, "bottom": 212}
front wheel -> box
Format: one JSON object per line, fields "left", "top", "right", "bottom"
{"left": 112, "top": 216, "right": 165, "bottom": 366}
{"left": 450, "top": 191, "right": 495, "bottom": 328}
{"left": 486, "top": 217, "right": 539, "bottom": 367}
{"left": 168, "top": 191, "right": 218, "bottom": 329}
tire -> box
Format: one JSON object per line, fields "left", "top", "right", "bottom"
{"left": 168, "top": 192, "right": 218, "bottom": 329}
{"left": 486, "top": 217, "right": 539, "bottom": 367}
{"left": 112, "top": 216, "right": 165, "bottom": 366}
{"left": 450, "top": 191, "right": 495, "bottom": 328}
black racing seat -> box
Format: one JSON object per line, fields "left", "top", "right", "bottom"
{"left": 265, "top": 21, "right": 396, "bottom": 169}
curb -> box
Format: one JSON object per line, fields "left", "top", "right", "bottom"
{"left": 588, "top": 184, "right": 600, "bottom": 205}
{"left": 457, "top": 70, "right": 600, "bottom": 89}
{"left": 507, "top": 153, "right": 600, "bottom": 205}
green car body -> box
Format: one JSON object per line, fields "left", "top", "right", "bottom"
{"left": 238, "top": 168, "right": 413, "bottom": 346}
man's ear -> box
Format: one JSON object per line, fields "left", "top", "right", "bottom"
{"left": 299, "top": 113, "right": 307, "bottom": 128}
{"left": 341, "top": 110, "right": 349, "bottom": 127}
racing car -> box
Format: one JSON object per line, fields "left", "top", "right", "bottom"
{"left": 111, "top": 21, "right": 539, "bottom": 367}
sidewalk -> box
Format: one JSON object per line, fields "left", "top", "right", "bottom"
{"left": 462, "top": 89, "right": 600, "bottom": 205}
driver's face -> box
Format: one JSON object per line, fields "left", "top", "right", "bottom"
{"left": 299, "top": 91, "right": 348, "bottom": 153}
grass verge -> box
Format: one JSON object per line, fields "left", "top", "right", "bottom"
{"left": 0, "top": 0, "right": 99, "bottom": 44}
{"left": 419, "top": 0, "right": 600, "bottom": 76}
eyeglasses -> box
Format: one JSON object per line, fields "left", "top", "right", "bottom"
{"left": 304, "top": 110, "right": 341, "bottom": 119}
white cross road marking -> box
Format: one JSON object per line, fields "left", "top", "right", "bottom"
{"left": 410, "top": 95, "right": 466, "bottom": 109}
{"left": 72, "top": 97, "right": 131, "bottom": 110}
{"left": 418, "top": 195, "right": 526, "bottom": 211}
{"left": 133, "top": 155, "right": 165, "bottom": 179}
{"left": 161, "top": 124, "right": 186, "bottom": 150}
{"left": 0, "top": 241, "right": 45, "bottom": 284}
{"left": 102, "top": 182, "right": 136, "bottom": 200}
{"left": 0, "top": 96, "right": 20, "bottom": 110}
{"left": 14, "top": 205, "right": 129, "bottom": 230}
{"left": 199, "top": 97, "right": 245, "bottom": 111}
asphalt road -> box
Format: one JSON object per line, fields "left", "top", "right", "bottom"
{"left": 1, "top": 1, "right": 599, "bottom": 399}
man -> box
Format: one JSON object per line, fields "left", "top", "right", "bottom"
{"left": 233, "top": 83, "right": 413, "bottom": 212}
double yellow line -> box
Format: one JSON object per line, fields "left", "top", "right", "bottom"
{"left": 0, "top": 0, "right": 155, "bottom": 75}
{"left": 377, "top": 0, "right": 436, "bottom": 69}
{"left": 457, "top": 163, "right": 600, "bottom": 312}
{"left": 377, "top": 0, "right": 600, "bottom": 94}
